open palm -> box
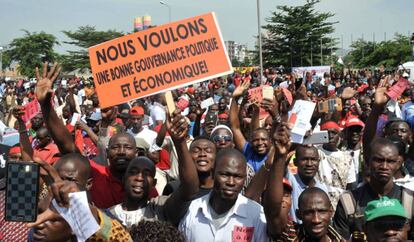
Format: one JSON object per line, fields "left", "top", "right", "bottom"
{"left": 35, "top": 62, "right": 61, "bottom": 104}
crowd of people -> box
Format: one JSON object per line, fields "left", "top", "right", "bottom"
{"left": 0, "top": 61, "right": 413, "bottom": 242}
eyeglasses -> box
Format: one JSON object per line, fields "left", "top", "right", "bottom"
{"left": 212, "top": 135, "right": 232, "bottom": 143}
{"left": 372, "top": 219, "right": 408, "bottom": 231}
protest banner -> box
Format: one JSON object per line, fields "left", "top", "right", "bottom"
{"left": 21, "top": 100, "right": 40, "bottom": 123}
{"left": 89, "top": 12, "right": 233, "bottom": 108}
{"left": 292, "top": 66, "right": 330, "bottom": 78}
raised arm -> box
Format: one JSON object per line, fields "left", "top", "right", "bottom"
{"left": 35, "top": 62, "right": 78, "bottom": 154}
{"left": 12, "top": 106, "right": 33, "bottom": 161}
{"left": 164, "top": 111, "right": 200, "bottom": 225}
{"left": 230, "top": 80, "right": 250, "bottom": 151}
{"left": 362, "top": 85, "right": 389, "bottom": 162}
{"left": 264, "top": 122, "right": 292, "bottom": 239}
{"left": 244, "top": 146, "right": 274, "bottom": 202}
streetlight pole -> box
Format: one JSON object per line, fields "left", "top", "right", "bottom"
{"left": 256, "top": 0, "right": 264, "bottom": 83}
{"left": 160, "top": 1, "right": 171, "bottom": 23}
{"left": 0, "top": 47, "right": 3, "bottom": 79}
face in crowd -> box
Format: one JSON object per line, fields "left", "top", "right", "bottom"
{"left": 33, "top": 154, "right": 92, "bottom": 242}
{"left": 369, "top": 139, "right": 402, "bottom": 185}
{"left": 31, "top": 113, "right": 44, "bottom": 131}
{"left": 211, "top": 128, "right": 233, "bottom": 150}
{"left": 123, "top": 157, "right": 157, "bottom": 202}
{"left": 345, "top": 125, "right": 363, "bottom": 147}
{"left": 213, "top": 149, "right": 247, "bottom": 201}
{"left": 218, "top": 98, "right": 227, "bottom": 112}
{"left": 385, "top": 121, "right": 412, "bottom": 145}
{"left": 190, "top": 138, "right": 216, "bottom": 175}
{"left": 365, "top": 216, "right": 410, "bottom": 242}
{"left": 297, "top": 188, "right": 333, "bottom": 240}
{"left": 324, "top": 128, "right": 340, "bottom": 151}
{"left": 36, "top": 127, "right": 52, "bottom": 149}
{"left": 294, "top": 146, "right": 320, "bottom": 182}
{"left": 107, "top": 133, "right": 137, "bottom": 174}
{"left": 251, "top": 129, "right": 270, "bottom": 155}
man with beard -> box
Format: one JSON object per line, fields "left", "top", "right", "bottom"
{"left": 33, "top": 62, "right": 137, "bottom": 208}
{"left": 333, "top": 138, "right": 414, "bottom": 240}
{"left": 110, "top": 112, "right": 200, "bottom": 227}
{"left": 230, "top": 80, "right": 271, "bottom": 172}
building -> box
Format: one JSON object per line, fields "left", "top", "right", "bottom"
{"left": 225, "top": 41, "right": 250, "bottom": 63}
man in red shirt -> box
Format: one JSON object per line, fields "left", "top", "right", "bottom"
{"left": 33, "top": 127, "right": 60, "bottom": 164}
{"left": 34, "top": 62, "right": 138, "bottom": 208}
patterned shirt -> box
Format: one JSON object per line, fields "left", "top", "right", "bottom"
{"left": 0, "top": 190, "right": 29, "bottom": 242}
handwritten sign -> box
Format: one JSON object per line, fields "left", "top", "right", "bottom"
{"left": 232, "top": 226, "right": 254, "bottom": 242}
{"left": 89, "top": 12, "right": 233, "bottom": 108}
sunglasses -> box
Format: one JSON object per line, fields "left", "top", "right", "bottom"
{"left": 372, "top": 219, "right": 408, "bottom": 231}
{"left": 212, "top": 135, "right": 232, "bottom": 143}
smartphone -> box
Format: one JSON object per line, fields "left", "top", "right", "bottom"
{"left": 303, "top": 131, "right": 329, "bottom": 145}
{"left": 5, "top": 161, "right": 40, "bottom": 222}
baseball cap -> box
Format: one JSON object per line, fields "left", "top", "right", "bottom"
{"left": 283, "top": 177, "right": 293, "bottom": 192}
{"left": 130, "top": 106, "right": 144, "bottom": 116}
{"left": 135, "top": 137, "right": 150, "bottom": 151}
{"left": 364, "top": 196, "right": 408, "bottom": 222}
{"left": 320, "top": 121, "right": 341, "bottom": 132}
{"left": 345, "top": 117, "right": 365, "bottom": 128}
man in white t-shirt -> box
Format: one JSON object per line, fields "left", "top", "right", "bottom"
{"left": 127, "top": 106, "right": 160, "bottom": 153}
{"left": 148, "top": 94, "right": 166, "bottom": 128}
{"left": 179, "top": 149, "right": 270, "bottom": 242}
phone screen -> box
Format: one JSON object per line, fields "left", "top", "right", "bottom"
{"left": 5, "top": 161, "right": 40, "bottom": 222}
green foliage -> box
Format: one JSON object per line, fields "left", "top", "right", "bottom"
{"left": 346, "top": 34, "right": 412, "bottom": 68}
{"left": 61, "top": 26, "right": 123, "bottom": 72}
{"left": 4, "top": 30, "right": 59, "bottom": 77}
{"left": 260, "top": 0, "right": 337, "bottom": 69}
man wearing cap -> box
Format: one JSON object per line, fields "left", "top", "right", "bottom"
{"left": 317, "top": 121, "right": 356, "bottom": 208}
{"left": 364, "top": 197, "right": 410, "bottom": 242}
{"left": 342, "top": 117, "right": 365, "bottom": 186}
{"left": 128, "top": 106, "right": 161, "bottom": 154}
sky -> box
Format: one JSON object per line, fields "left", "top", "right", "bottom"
{"left": 1, "top": 0, "right": 413, "bottom": 53}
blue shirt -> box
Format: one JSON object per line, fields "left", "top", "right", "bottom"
{"left": 242, "top": 142, "right": 268, "bottom": 172}
{"left": 287, "top": 170, "right": 329, "bottom": 223}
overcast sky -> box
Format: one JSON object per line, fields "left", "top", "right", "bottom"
{"left": 1, "top": 0, "right": 413, "bottom": 53}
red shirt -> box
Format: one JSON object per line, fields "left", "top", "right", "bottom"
{"left": 0, "top": 191, "right": 29, "bottom": 242}
{"left": 89, "top": 160, "right": 159, "bottom": 209}
{"left": 89, "top": 160, "right": 124, "bottom": 209}
{"left": 156, "top": 149, "right": 171, "bottom": 170}
{"left": 34, "top": 143, "right": 60, "bottom": 164}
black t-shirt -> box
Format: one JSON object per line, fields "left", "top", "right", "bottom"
{"left": 162, "top": 180, "right": 212, "bottom": 200}
{"left": 333, "top": 183, "right": 413, "bottom": 240}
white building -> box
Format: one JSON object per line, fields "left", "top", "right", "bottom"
{"left": 225, "top": 41, "right": 249, "bottom": 63}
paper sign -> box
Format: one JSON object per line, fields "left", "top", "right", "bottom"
{"left": 200, "top": 97, "right": 215, "bottom": 109}
{"left": 89, "top": 12, "right": 233, "bottom": 108}
{"left": 248, "top": 87, "right": 262, "bottom": 103}
{"left": 318, "top": 98, "right": 342, "bottom": 113}
{"left": 70, "top": 113, "right": 81, "bottom": 126}
{"left": 386, "top": 77, "right": 408, "bottom": 101}
{"left": 262, "top": 86, "right": 273, "bottom": 100}
{"left": 52, "top": 192, "right": 100, "bottom": 242}
{"left": 289, "top": 100, "right": 316, "bottom": 143}
{"left": 232, "top": 226, "right": 254, "bottom": 242}
{"left": 21, "top": 100, "right": 40, "bottom": 123}
{"left": 165, "top": 91, "right": 175, "bottom": 115}
{"left": 176, "top": 97, "right": 190, "bottom": 111}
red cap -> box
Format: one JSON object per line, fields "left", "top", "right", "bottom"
{"left": 8, "top": 146, "right": 21, "bottom": 155}
{"left": 130, "top": 106, "right": 144, "bottom": 116}
{"left": 320, "top": 121, "right": 341, "bottom": 132}
{"left": 345, "top": 117, "right": 365, "bottom": 128}
{"left": 218, "top": 113, "right": 229, "bottom": 119}
{"left": 283, "top": 178, "right": 293, "bottom": 191}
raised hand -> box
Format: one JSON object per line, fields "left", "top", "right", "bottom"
{"left": 166, "top": 110, "right": 189, "bottom": 142}
{"left": 11, "top": 106, "right": 25, "bottom": 120}
{"left": 341, "top": 87, "right": 357, "bottom": 100}
{"left": 272, "top": 122, "right": 292, "bottom": 156}
{"left": 232, "top": 79, "right": 250, "bottom": 98}
{"left": 374, "top": 86, "right": 389, "bottom": 108}
{"left": 35, "top": 62, "right": 61, "bottom": 104}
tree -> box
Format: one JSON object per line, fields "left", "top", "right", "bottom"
{"left": 346, "top": 34, "right": 412, "bottom": 68}
{"left": 260, "top": 0, "right": 337, "bottom": 69}
{"left": 61, "top": 26, "right": 123, "bottom": 72}
{"left": 4, "top": 30, "right": 59, "bottom": 77}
